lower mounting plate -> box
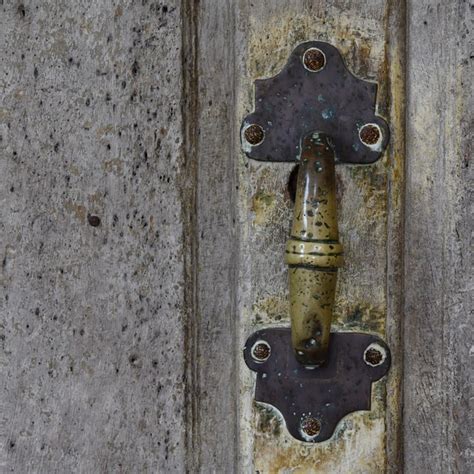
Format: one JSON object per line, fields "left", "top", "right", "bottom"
{"left": 243, "top": 328, "right": 391, "bottom": 442}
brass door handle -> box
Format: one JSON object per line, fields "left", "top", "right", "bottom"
{"left": 285, "top": 132, "right": 343, "bottom": 366}
{"left": 241, "top": 41, "right": 391, "bottom": 443}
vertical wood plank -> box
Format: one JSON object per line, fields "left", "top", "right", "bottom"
{"left": 0, "top": 1, "right": 188, "bottom": 471}
{"left": 404, "top": 1, "right": 473, "bottom": 472}
{"left": 186, "top": 0, "right": 240, "bottom": 471}
{"left": 233, "top": 1, "right": 406, "bottom": 471}
{"left": 383, "top": 2, "right": 406, "bottom": 470}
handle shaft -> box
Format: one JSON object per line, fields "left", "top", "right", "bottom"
{"left": 285, "top": 132, "right": 343, "bottom": 366}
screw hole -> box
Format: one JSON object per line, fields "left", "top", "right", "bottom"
{"left": 87, "top": 214, "right": 101, "bottom": 227}
{"left": 359, "top": 123, "right": 382, "bottom": 148}
{"left": 300, "top": 416, "right": 321, "bottom": 440}
{"left": 364, "top": 343, "right": 386, "bottom": 367}
{"left": 303, "top": 48, "right": 326, "bottom": 72}
{"left": 243, "top": 124, "right": 265, "bottom": 146}
{"left": 251, "top": 340, "right": 271, "bottom": 362}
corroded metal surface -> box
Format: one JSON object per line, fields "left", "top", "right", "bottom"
{"left": 285, "top": 132, "right": 343, "bottom": 365}
{"left": 244, "top": 328, "right": 391, "bottom": 442}
{"left": 241, "top": 40, "right": 389, "bottom": 164}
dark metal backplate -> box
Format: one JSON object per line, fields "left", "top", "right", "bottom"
{"left": 244, "top": 328, "right": 391, "bottom": 442}
{"left": 241, "top": 41, "right": 389, "bottom": 164}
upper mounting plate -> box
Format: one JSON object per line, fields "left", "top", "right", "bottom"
{"left": 240, "top": 41, "right": 389, "bottom": 164}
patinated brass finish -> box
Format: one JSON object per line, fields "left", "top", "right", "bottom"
{"left": 285, "top": 132, "right": 343, "bottom": 366}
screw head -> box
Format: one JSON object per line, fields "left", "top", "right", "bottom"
{"left": 303, "top": 48, "right": 326, "bottom": 72}
{"left": 243, "top": 124, "right": 264, "bottom": 146}
{"left": 300, "top": 416, "right": 321, "bottom": 439}
{"left": 251, "top": 340, "right": 271, "bottom": 362}
{"left": 364, "top": 343, "right": 386, "bottom": 367}
{"left": 359, "top": 123, "right": 381, "bottom": 147}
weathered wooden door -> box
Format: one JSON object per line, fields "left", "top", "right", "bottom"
{"left": 1, "top": 1, "right": 471, "bottom": 472}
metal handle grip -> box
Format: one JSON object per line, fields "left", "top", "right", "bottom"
{"left": 285, "top": 132, "right": 343, "bottom": 366}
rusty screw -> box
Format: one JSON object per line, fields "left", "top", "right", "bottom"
{"left": 300, "top": 416, "right": 321, "bottom": 438}
{"left": 364, "top": 344, "right": 385, "bottom": 366}
{"left": 251, "top": 341, "right": 271, "bottom": 362}
{"left": 244, "top": 124, "right": 265, "bottom": 146}
{"left": 303, "top": 48, "right": 326, "bottom": 72}
{"left": 359, "top": 124, "right": 381, "bottom": 146}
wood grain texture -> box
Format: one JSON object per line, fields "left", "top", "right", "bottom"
{"left": 1, "top": 0, "right": 471, "bottom": 472}
{"left": 404, "top": 1, "right": 473, "bottom": 472}
{"left": 0, "top": 1, "right": 188, "bottom": 471}
{"left": 186, "top": 0, "right": 240, "bottom": 471}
